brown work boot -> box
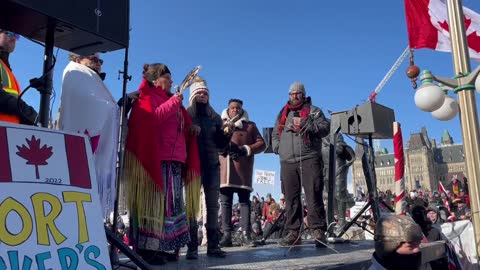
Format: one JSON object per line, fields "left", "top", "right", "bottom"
{"left": 278, "top": 231, "right": 301, "bottom": 246}
{"left": 313, "top": 229, "right": 327, "bottom": 248}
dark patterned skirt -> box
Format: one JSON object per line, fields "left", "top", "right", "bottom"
{"left": 135, "top": 161, "right": 190, "bottom": 251}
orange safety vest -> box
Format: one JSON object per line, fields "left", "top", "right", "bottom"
{"left": 0, "top": 59, "right": 21, "bottom": 123}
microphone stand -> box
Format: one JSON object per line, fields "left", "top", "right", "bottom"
{"left": 107, "top": 46, "right": 152, "bottom": 270}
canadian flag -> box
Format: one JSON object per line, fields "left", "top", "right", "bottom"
{"left": 0, "top": 126, "right": 91, "bottom": 189}
{"left": 404, "top": 0, "right": 480, "bottom": 59}
{"left": 439, "top": 181, "right": 448, "bottom": 194}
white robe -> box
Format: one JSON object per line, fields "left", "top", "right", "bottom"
{"left": 58, "top": 61, "right": 120, "bottom": 218}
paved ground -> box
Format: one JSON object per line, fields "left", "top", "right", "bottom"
{"left": 116, "top": 239, "right": 374, "bottom": 270}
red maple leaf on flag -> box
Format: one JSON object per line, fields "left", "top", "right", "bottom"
{"left": 438, "top": 17, "right": 480, "bottom": 53}
{"left": 16, "top": 135, "right": 53, "bottom": 179}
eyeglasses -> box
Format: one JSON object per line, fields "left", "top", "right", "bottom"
{"left": 0, "top": 30, "right": 20, "bottom": 40}
{"left": 83, "top": 55, "right": 104, "bottom": 65}
{"left": 289, "top": 92, "right": 303, "bottom": 96}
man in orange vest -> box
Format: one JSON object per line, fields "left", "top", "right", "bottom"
{"left": 0, "top": 29, "right": 38, "bottom": 125}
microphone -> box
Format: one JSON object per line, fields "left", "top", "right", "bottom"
{"left": 292, "top": 112, "right": 301, "bottom": 132}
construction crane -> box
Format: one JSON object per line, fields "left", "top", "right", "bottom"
{"left": 369, "top": 46, "right": 411, "bottom": 102}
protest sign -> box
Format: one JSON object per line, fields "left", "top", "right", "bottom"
{"left": 0, "top": 124, "right": 111, "bottom": 270}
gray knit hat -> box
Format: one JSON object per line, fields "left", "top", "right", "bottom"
{"left": 289, "top": 81, "right": 306, "bottom": 95}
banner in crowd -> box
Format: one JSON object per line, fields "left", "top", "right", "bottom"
{"left": 0, "top": 123, "right": 111, "bottom": 269}
{"left": 441, "top": 220, "right": 479, "bottom": 270}
{"left": 254, "top": 170, "right": 275, "bottom": 185}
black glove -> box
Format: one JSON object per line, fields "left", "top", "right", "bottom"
{"left": 220, "top": 149, "right": 228, "bottom": 157}
{"left": 229, "top": 143, "right": 247, "bottom": 161}
{"left": 20, "top": 105, "right": 38, "bottom": 125}
{"left": 237, "top": 146, "right": 248, "bottom": 156}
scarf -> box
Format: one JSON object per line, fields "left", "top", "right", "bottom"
{"left": 124, "top": 79, "right": 201, "bottom": 233}
{"left": 277, "top": 99, "right": 311, "bottom": 136}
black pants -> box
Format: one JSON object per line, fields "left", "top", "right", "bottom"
{"left": 188, "top": 164, "right": 221, "bottom": 250}
{"left": 281, "top": 158, "right": 326, "bottom": 231}
{"left": 220, "top": 187, "right": 251, "bottom": 233}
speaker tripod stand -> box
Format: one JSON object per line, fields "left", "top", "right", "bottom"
{"left": 326, "top": 134, "right": 393, "bottom": 243}
{"left": 108, "top": 46, "right": 152, "bottom": 270}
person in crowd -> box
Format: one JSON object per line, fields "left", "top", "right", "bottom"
{"left": 385, "top": 190, "right": 394, "bottom": 208}
{"left": 407, "top": 190, "right": 428, "bottom": 214}
{"left": 263, "top": 199, "right": 281, "bottom": 239}
{"left": 438, "top": 205, "right": 451, "bottom": 223}
{"left": 0, "top": 29, "right": 37, "bottom": 125}
{"left": 251, "top": 195, "right": 263, "bottom": 236}
{"left": 116, "top": 222, "right": 130, "bottom": 248}
{"left": 262, "top": 193, "right": 273, "bottom": 224}
{"left": 463, "top": 177, "right": 469, "bottom": 195}
{"left": 430, "top": 192, "right": 443, "bottom": 208}
{"left": 370, "top": 215, "right": 423, "bottom": 270}
{"left": 218, "top": 99, "right": 265, "bottom": 247}
{"left": 458, "top": 189, "right": 470, "bottom": 207}
{"left": 271, "top": 81, "right": 330, "bottom": 247}
{"left": 453, "top": 198, "right": 471, "bottom": 221}
{"left": 279, "top": 194, "right": 286, "bottom": 211}
{"left": 426, "top": 206, "right": 444, "bottom": 228}
{"left": 411, "top": 206, "right": 442, "bottom": 242}
{"left": 186, "top": 76, "right": 229, "bottom": 259}
{"left": 447, "top": 175, "right": 463, "bottom": 196}
{"left": 411, "top": 206, "right": 448, "bottom": 270}
{"left": 124, "top": 63, "right": 201, "bottom": 264}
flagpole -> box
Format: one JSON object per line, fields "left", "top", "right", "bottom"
{"left": 393, "top": 122, "right": 406, "bottom": 215}
{"left": 446, "top": 0, "right": 480, "bottom": 257}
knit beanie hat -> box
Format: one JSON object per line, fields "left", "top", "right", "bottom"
{"left": 189, "top": 81, "right": 209, "bottom": 105}
{"left": 289, "top": 81, "right": 306, "bottom": 95}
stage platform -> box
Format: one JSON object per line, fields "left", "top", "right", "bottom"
{"left": 117, "top": 239, "right": 375, "bottom": 270}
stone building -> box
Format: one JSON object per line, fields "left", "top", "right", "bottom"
{"left": 352, "top": 127, "right": 466, "bottom": 194}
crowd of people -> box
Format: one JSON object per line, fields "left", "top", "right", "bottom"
{"left": 369, "top": 177, "right": 472, "bottom": 270}
{"left": 364, "top": 175, "right": 472, "bottom": 224}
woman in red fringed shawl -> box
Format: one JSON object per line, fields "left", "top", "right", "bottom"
{"left": 124, "top": 63, "right": 201, "bottom": 264}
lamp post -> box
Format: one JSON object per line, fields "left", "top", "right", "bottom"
{"left": 408, "top": 0, "right": 480, "bottom": 257}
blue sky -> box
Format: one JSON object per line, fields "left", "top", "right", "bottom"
{"left": 9, "top": 0, "right": 480, "bottom": 201}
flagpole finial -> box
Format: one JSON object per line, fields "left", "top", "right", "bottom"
{"left": 406, "top": 48, "right": 420, "bottom": 89}
{"left": 406, "top": 65, "right": 420, "bottom": 80}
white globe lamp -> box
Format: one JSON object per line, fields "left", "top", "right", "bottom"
{"left": 475, "top": 73, "right": 480, "bottom": 93}
{"left": 414, "top": 71, "right": 445, "bottom": 112}
{"left": 431, "top": 94, "right": 459, "bottom": 121}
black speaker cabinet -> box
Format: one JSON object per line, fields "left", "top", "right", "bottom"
{"left": 0, "top": 0, "right": 129, "bottom": 55}
{"left": 331, "top": 101, "right": 395, "bottom": 139}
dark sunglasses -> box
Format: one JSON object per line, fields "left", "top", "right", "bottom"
{"left": 83, "top": 55, "right": 104, "bottom": 65}
{"left": 0, "top": 30, "right": 20, "bottom": 40}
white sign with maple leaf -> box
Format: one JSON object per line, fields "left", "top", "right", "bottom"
{"left": 7, "top": 129, "right": 71, "bottom": 185}
{"left": 0, "top": 123, "right": 111, "bottom": 269}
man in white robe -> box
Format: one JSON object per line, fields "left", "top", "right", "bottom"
{"left": 59, "top": 53, "right": 120, "bottom": 218}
